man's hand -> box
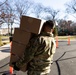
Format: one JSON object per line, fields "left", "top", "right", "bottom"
{"left": 12, "top": 62, "right": 20, "bottom": 71}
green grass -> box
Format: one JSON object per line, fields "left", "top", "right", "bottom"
{"left": 0, "top": 35, "right": 76, "bottom": 46}
{"left": 0, "top": 35, "right": 1, "bottom": 46}
{"left": 0, "top": 35, "right": 10, "bottom": 46}
{"left": 55, "top": 36, "right": 76, "bottom": 40}
{"left": 1, "top": 35, "right": 9, "bottom": 39}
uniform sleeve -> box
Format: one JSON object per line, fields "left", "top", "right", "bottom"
{"left": 16, "top": 37, "right": 39, "bottom": 68}
{"left": 51, "top": 38, "right": 56, "bottom": 54}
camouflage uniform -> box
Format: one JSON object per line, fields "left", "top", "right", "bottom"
{"left": 16, "top": 32, "right": 56, "bottom": 75}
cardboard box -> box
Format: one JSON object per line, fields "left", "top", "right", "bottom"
{"left": 20, "top": 16, "right": 46, "bottom": 34}
{"left": 10, "top": 15, "right": 46, "bottom": 71}
{"left": 10, "top": 41, "right": 28, "bottom": 72}
{"left": 10, "top": 41, "right": 26, "bottom": 66}
{"left": 10, "top": 28, "right": 32, "bottom": 65}
{"left": 10, "top": 28, "right": 32, "bottom": 72}
{"left": 13, "top": 28, "right": 31, "bottom": 45}
{"left": 10, "top": 55, "right": 19, "bottom": 67}
{"left": 11, "top": 41, "right": 26, "bottom": 56}
{"left": 10, "top": 54, "right": 27, "bottom": 72}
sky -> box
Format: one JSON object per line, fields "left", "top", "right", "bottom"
{"left": 32, "top": 0, "right": 70, "bottom": 10}
{"left": 31, "top": 0, "right": 76, "bottom": 21}
{"left": 0, "top": 0, "right": 71, "bottom": 10}
{"left": 0, "top": 0, "right": 75, "bottom": 21}
{"left": 0, "top": 0, "right": 76, "bottom": 28}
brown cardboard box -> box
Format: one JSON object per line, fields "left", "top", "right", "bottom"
{"left": 10, "top": 41, "right": 28, "bottom": 72}
{"left": 10, "top": 28, "right": 32, "bottom": 72}
{"left": 11, "top": 41, "right": 26, "bottom": 56}
{"left": 20, "top": 16, "right": 45, "bottom": 34}
{"left": 10, "top": 41, "right": 26, "bottom": 66}
{"left": 10, "top": 16, "right": 46, "bottom": 71}
{"left": 13, "top": 28, "right": 31, "bottom": 45}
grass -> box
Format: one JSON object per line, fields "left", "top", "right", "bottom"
{"left": 55, "top": 35, "right": 76, "bottom": 40}
{"left": 0, "top": 35, "right": 10, "bottom": 46}
{"left": 0, "top": 35, "right": 1, "bottom": 46}
{"left": 0, "top": 35, "right": 76, "bottom": 46}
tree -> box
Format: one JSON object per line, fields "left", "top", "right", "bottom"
{"left": 58, "top": 19, "right": 75, "bottom": 35}
{"left": 0, "top": 0, "right": 7, "bottom": 6}
{"left": 0, "top": 0, "right": 8, "bottom": 26}
{"left": 31, "top": 3, "right": 44, "bottom": 18}
{"left": 14, "top": 0, "right": 33, "bottom": 24}
{"left": 0, "top": 0, "right": 8, "bottom": 45}
{"left": 0, "top": 0, "right": 15, "bottom": 35}
{"left": 1, "top": 0, "right": 33, "bottom": 35}
{"left": 65, "top": 0, "right": 76, "bottom": 18}
{"left": 44, "top": 7, "right": 59, "bottom": 21}
{"left": 53, "top": 26, "right": 58, "bottom": 37}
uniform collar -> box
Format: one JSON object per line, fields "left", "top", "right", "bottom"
{"left": 39, "top": 32, "right": 53, "bottom": 37}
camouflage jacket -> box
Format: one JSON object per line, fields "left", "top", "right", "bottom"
{"left": 16, "top": 32, "right": 56, "bottom": 74}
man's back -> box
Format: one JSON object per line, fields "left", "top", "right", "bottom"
{"left": 27, "top": 32, "right": 56, "bottom": 75}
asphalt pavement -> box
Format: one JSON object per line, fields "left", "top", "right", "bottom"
{"left": 0, "top": 44, "right": 10, "bottom": 75}
{"left": 0, "top": 40, "right": 76, "bottom": 75}
{"left": 0, "top": 44, "right": 10, "bottom": 61}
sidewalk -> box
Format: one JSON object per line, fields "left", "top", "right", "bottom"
{"left": 0, "top": 43, "right": 10, "bottom": 61}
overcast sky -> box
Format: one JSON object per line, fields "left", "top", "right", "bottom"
{"left": 32, "top": 0, "right": 71, "bottom": 10}
{"left": 0, "top": 0, "right": 76, "bottom": 21}
{"left": 1, "top": 0, "right": 76, "bottom": 28}
{"left": 0, "top": 0, "right": 71, "bottom": 10}
{"left": 31, "top": 0, "right": 76, "bottom": 21}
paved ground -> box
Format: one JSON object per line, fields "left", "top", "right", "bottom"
{"left": 0, "top": 44, "right": 10, "bottom": 75}
{"left": 0, "top": 44, "right": 10, "bottom": 61}
{"left": 50, "top": 41, "right": 76, "bottom": 75}
{"left": 0, "top": 40, "right": 76, "bottom": 75}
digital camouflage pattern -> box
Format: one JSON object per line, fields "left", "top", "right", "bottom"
{"left": 16, "top": 32, "right": 56, "bottom": 75}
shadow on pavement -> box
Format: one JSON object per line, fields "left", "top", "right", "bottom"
{"left": 54, "top": 49, "right": 76, "bottom": 75}
{"left": 1, "top": 49, "right": 10, "bottom": 53}
{"left": 0, "top": 63, "right": 9, "bottom": 69}
{"left": 0, "top": 47, "right": 10, "bottom": 53}
{"left": 0, "top": 71, "right": 9, "bottom": 74}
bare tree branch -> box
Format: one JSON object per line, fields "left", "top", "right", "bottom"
{"left": 44, "top": 7, "right": 59, "bottom": 20}
{"left": 15, "top": 0, "right": 33, "bottom": 21}
{"left": 65, "top": 0, "right": 76, "bottom": 13}
{"left": 0, "top": 0, "right": 7, "bottom": 6}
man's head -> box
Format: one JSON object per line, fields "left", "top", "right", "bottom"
{"left": 41, "top": 20, "right": 55, "bottom": 33}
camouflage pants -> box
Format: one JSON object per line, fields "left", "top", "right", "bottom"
{"left": 27, "top": 71, "right": 49, "bottom": 75}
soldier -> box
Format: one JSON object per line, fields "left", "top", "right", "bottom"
{"left": 13, "top": 20, "right": 56, "bottom": 75}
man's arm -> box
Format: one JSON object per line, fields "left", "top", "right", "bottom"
{"left": 15, "top": 37, "right": 39, "bottom": 69}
